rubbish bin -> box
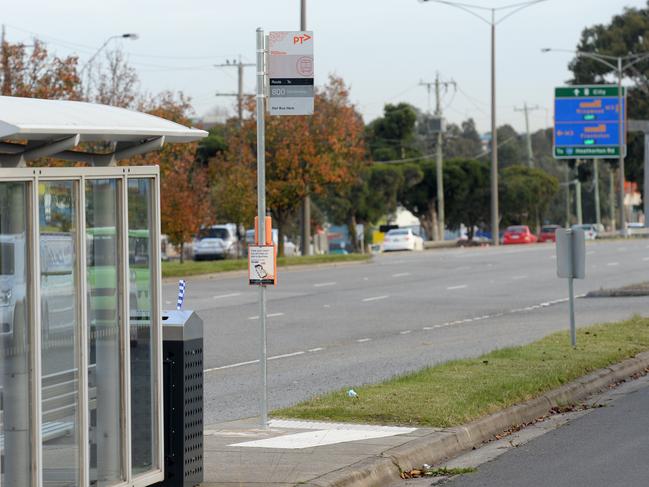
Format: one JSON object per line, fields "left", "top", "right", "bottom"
{"left": 155, "top": 310, "right": 204, "bottom": 487}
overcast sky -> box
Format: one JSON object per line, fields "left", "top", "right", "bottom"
{"left": 2, "top": 0, "right": 645, "bottom": 133}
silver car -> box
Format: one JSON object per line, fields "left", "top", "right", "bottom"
{"left": 193, "top": 225, "right": 239, "bottom": 260}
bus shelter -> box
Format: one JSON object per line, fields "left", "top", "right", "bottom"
{"left": 0, "top": 96, "right": 206, "bottom": 487}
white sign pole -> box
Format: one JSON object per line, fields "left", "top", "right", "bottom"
{"left": 256, "top": 27, "right": 269, "bottom": 428}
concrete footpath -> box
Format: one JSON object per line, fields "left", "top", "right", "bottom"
{"left": 200, "top": 351, "right": 649, "bottom": 487}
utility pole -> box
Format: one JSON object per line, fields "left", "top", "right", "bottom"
{"left": 514, "top": 103, "right": 540, "bottom": 167}
{"left": 214, "top": 57, "right": 255, "bottom": 126}
{"left": 593, "top": 159, "right": 601, "bottom": 226}
{"left": 300, "top": 0, "right": 312, "bottom": 256}
{"left": 420, "top": 74, "right": 455, "bottom": 241}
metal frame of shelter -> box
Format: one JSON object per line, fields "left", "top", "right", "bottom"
{"left": 0, "top": 96, "right": 206, "bottom": 487}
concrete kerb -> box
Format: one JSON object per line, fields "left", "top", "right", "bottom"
{"left": 301, "top": 351, "right": 649, "bottom": 487}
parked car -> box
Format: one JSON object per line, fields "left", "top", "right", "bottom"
{"left": 382, "top": 228, "right": 424, "bottom": 252}
{"left": 571, "top": 223, "right": 597, "bottom": 240}
{"left": 538, "top": 224, "right": 560, "bottom": 243}
{"left": 328, "top": 241, "right": 349, "bottom": 255}
{"left": 503, "top": 225, "right": 537, "bottom": 245}
{"left": 626, "top": 222, "right": 646, "bottom": 235}
{"left": 193, "top": 224, "right": 239, "bottom": 260}
{"left": 244, "top": 229, "right": 300, "bottom": 256}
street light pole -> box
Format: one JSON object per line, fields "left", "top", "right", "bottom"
{"left": 80, "top": 33, "right": 139, "bottom": 98}
{"left": 420, "top": 0, "right": 547, "bottom": 245}
{"left": 617, "top": 57, "right": 625, "bottom": 235}
{"left": 490, "top": 9, "right": 498, "bottom": 245}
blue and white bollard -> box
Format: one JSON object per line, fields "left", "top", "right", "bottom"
{"left": 176, "top": 279, "right": 186, "bottom": 310}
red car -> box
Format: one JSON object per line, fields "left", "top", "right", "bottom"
{"left": 503, "top": 225, "right": 537, "bottom": 245}
{"left": 538, "top": 224, "right": 560, "bottom": 243}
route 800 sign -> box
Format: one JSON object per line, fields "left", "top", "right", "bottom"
{"left": 268, "top": 31, "right": 314, "bottom": 116}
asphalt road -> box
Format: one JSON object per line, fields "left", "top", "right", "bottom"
{"left": 162, "top": 239, "right": 649, "bottom": 424}
{"left": 440, "top": 375, "right": 649, "bottom": 487}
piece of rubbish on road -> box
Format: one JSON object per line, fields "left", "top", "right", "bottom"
{"left": 347, "top": 389, "right": 359, "bottom": 399}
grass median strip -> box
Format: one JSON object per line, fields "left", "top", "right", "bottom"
{"left": 162, "top": 253, "right": 371, "bottom": 278}
{"left": 273, "top": 316, "right": 649, "bottom": 427}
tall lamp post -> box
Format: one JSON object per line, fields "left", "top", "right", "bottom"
{"left": 542, "top": 48, "right": 649, "bottom": 236}
{"left": 80, "top": 33, "right": 139, "bottom": 97}
{"left": 420, "top": 0, "right": 546, "bottom": 245}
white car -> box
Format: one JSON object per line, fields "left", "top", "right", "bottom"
{"left": 382, "top": 228, "right": 424, "bottom": 252}
{"left": 571, "top": 224, "right": 597, "bottom": 240}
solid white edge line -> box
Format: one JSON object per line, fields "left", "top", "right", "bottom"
{"left": 356, "top": 338, "right": 371, "bottom": 343}
{"left": 447, "top": 284, "right": 468, "bottom": 290}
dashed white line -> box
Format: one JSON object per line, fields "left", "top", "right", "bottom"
{"left": 447, "top": 284, "right": 468, "bottom": 290}
{"left": 362, "top": 295, "right": 389, "bottom": 302}
{"left": 308, "top": 347, "right": 324, "bottom": 353}
{"left": 356, "top": 338, "right": 372, "bottom": 343}
{"left": 399, "top": 330, "right": 412, "bottom": 335}
{"left": 392, "top": 272, "right": 411, "bottom": 278}
{"left": 314, "top": 282, "right": 336, "bottom": 288}
{"left": 205, "top": 359, "right": 259, "bottom": 373}
{"left": 248, "top": 312, "right": 285, "bottom": 320}
{"left": 422, "top": 326, "right": 433, "bottom": 330}
{"left": 213, "top": 292, "right": 241, "bottom": 299}
{"left": 268, "top": 351, "right": 305, "bottom": 361}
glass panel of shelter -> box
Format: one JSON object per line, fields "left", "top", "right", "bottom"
{"left": 0, "top": 181, "right": 32, "bottom": 486}
{"left": 0, "top": 171, "right": 159, "bottom": 487}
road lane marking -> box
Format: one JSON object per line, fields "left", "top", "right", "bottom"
{"left": 314, "top": 282, "right": 336, "bottom": 287}
{"left": 268, "top": 351, "right": 305, "bottom": 361}
{"left": 248, "top": 312, "right": 285, "bottom": 320}
{"left": 308, "top": 347, "right": 324, "bottom": 352}
{"left": 232, "top": 423, "right": 417, "bottom": 449}
{"left": 205, "top": 359, "right": 260, "bottom": 372}
{"left": 213, "top": 292, "right": 241, "bottom": 299}
{"left": 447, "top": 284, "right": 468, "bottom": 290}
{"left": 356, "top": 338, "right": 372, "bottom": 343}
{"left": 607, "top": 262, "right": 619, "bottom": 266}
{"left": 323, "top": 304, "right": 331, "bottom": 308}
{"left": 399, "top": 330, "right": 411, "bottom": 335}
{"left": 392, "top": 272, "right": 411, "bottom": 277}
{"left": 362, "top": 295, "right": 389, "bottom": 302}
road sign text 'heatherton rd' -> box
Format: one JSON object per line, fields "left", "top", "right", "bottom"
{"left": 268, "top": 31, "right": 314, "bottom": 116}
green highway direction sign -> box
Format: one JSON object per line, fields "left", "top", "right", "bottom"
{"left": 553, "top": 85, "right": 626, "bottom": 159}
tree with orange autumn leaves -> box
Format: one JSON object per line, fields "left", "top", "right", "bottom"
{"left": 213, "top": 75, "right": 367, "bottom": 255}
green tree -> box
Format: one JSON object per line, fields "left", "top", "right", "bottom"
{"left": 444, "top": 159, "right": 490, "bottom": 240}
{"left": 500, "top": 166, "right": 560, "bottom": 232}
{"left": 366, "top": 103, "right": 421, "bottom": 161}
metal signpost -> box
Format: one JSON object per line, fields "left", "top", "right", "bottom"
{"left": 253, "top": 28, "right": 314, "bottom": 428}
{"left": 556, "top": 228, "right": 586, "bottom": 347}
{"left": 554, "top": 85, "right": 626, "bottom": 159}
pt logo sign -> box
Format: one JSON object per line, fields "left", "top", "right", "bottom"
{"left": 293, "top": 33, "right": 312, "bottom": 44}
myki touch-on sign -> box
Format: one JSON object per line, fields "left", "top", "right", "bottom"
{"left": 553, "top": 85, "right": 626, "bottom": 159}
{"left": 268, "top": 31, "right": 314, "bottom": 116}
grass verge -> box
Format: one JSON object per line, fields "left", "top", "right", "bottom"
{"left": 162, "top": 253, "right": 371, "bottom": 278}
{"left": 272, "top": 316, "right": 649, "bottom": 427}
